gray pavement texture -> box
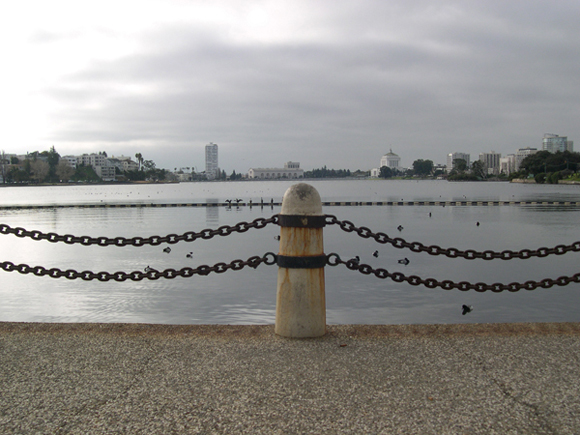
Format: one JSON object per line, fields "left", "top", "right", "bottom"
{"left": 1, "top": 322, "right": 580, "bottom": 435}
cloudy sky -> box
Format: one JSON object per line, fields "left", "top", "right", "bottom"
{"left": 2, "top": 0, "right": 579, "bottom": 172}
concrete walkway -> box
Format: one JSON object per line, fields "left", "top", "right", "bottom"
{"left": 1, "top": 322, "right": 579, "bottom": 434}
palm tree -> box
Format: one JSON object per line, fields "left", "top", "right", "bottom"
{"left": 135, "top": 153, "right": 143, "bottom": 171}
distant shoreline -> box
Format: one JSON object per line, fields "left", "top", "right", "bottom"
{"left": 2, "top": 178, "right": 580, "bottom": 188}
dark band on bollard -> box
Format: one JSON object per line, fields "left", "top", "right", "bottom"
{"left": 277, "top": 215, "right": 326, "bottom": 228}
{"left": 277, "top": 254, "right": 327, "bottom": 269}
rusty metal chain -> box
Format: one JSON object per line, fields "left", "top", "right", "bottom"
{"left": 326, "top": 253, "right": 580, "bottom": 292}
{"left": 0, "top": 215, "right": 279, "bottom": 247}
{"left": 0, "top": 253, "right": 278, "bottom": 281}
{"left": 324, "top": 215, "right": 580, "bottom": 260}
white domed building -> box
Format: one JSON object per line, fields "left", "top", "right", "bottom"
{"left": 371, "top": 149, "right": 401, "bottom": 177}
{"left": 380, "top": 149, "right": 401, "bottom": 168}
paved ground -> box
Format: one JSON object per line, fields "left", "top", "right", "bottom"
{"left": 1, "top": 322, "right": 579, "bottom": 434}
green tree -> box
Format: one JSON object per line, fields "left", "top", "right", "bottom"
{"left": 135, "top": 153, "right": 143, "bottom": 170}
{"left": 453, "top": 159, "right": 467, "bottom": 172}
{"left": 471, "top": 160, "right": 486, "bottom": 179}
{"left": 7, "top": 166, "right": 27, "bottom": 183}
{"left": 520, "top": 150, "right": 580, "bottom": 175}
{"left": 0, "top": 150, "right": 7, "bottom": 184}
{"left": 71, "top": 164, "right": 101, "bottom": 182}
{"left": 304, "top": 166, "right": 352, "bottom": 178}
{"left": 44, "top": 146, "right": 60, "bottom": 182}
{"left": 30, "top": 160, "right": 49, "bottom": 183}
{"left": 56, "top": 160, "right": 75, "bottom": 181}
{"left": 125, "top": 169, "right": 147, "bottom": 181}
{"left": 534, "top": 173, "right": 546, "bottom": 184}
{"left": 143, "top": 159, "right": 156, "bottom": 171}
{"left": 412, "top": 159, "right": 434, "bottom": 177}
{"left": 379, "top": 166, "right": 393, "bottom": 178}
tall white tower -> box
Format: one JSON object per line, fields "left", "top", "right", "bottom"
{"left": 205, "top": 142, "right": 219, "bottom": 180}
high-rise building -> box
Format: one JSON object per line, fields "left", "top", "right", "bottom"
{"left": 479, "top": 151, "right": 501, "bottom": 175}
{"left": 542, "top": 134, "right": 573, "bottom": 153}
{"left": 205, "top": 142, "right": 219, "bottom": 180}
{"left": 446, "top": 152, "right": 470, "bottom": 172}
{"left": 515, "top": 147, "right": 538, "bottom": 171}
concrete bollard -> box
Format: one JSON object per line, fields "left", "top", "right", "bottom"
{"left": 275, "top": 183, "right": 326, "bottom": 338}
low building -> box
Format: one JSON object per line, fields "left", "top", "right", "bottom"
{"left": 94, "top": 164, "right": 116, "bottom": 181}
{"left": 111, "top": 155, "right": 139, "bottom": 172}
{"left": 174, "top": 172, "right": 193, "bottom": 182}
{"left": 62, "top": 155, "right": 78, "bottom": 169}
{"left": 78, "top": 153, "right": 107, "bottom": 168}
{"left": 500, "top": 154, "right": 516, "bottom": 175}
{"left": 248, "top": 162, "right": 304, "bottom": 179}
{"left": 70, "top": 153, "right": 123, "bottom": 181}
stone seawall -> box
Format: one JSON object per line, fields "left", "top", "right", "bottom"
{"left": 1, "top": 322, "right": 580, "bottom": 434}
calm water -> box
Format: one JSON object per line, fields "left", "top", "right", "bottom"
{"left": 1, "top": 180, "right": 580, "bottom": 325}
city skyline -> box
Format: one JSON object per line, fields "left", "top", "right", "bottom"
{"left": 2, "top": 1, "right": 579, "bottom": 173}
{"left": 3, "top": 133, "right": 575, "bottom": 174}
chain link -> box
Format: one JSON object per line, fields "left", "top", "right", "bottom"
{"left": 324, "top": 215, "right": 580, "bottom": 260}
{"left": 326, "top": 253, "right": 580, "bottom": 292}
{"left": 0, "top": 215, "right": 279, "bottom": 247}
{"left": 0, "top": 253, "right": 278, "bottom": 281}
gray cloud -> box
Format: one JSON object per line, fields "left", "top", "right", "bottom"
{"left": 41, "top": 1, "right": 580, "bottom": 171}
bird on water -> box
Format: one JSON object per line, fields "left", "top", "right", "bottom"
{"left": 398, "top": 257, "right": 410, "bottom": 265}
{"left": 373, "top": 250, "right": 379, "bottom": 258}
{"left": 462, "top": 305, "right": 473, "bottom": 315}
{"left": 163, "top": 247, "right": 171, "bottom": 254}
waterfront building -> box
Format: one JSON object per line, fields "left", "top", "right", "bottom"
{"left": 542, "top": 134, "right": 573, "bottom": 153}
{"left": 74, "top": 153, "right": 116, "bottom": 181}
{"left": 62, "top": 156, "right": 78, "bottom": 169}
{"left": 248, "top": 162, "right": 304, "bottom": 179}
{"left": 77, "top": 153, "right": 108, "bottom": 168}
{"left": 205, "top": 142, "right": 219, "bottom": 180}
{"left": 380, "top": 149, "right": 401, "bottom": 169}
{"left": 110, "top": 155, "right": 139, "bottom": 172}
{"left": 371, "top": 149, "right": 401, "bottom": 176}
{"left": 94, "top": 164, "right": 116, "bottom": 181}
{"left": 174, "top": 171, "right": 193, "bottom": 182}
{"left": 515, "top": 147, "right": 538, "bottom": 171}
{"left": 500, "top": 154, "right": 516, "bottom": 175}
{"left": 446, "top": 152, "right": 470, "bottom": 172}
{"left": 479, "top": 151, "right": 501, "bottom": 175}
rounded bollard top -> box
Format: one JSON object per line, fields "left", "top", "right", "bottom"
{"left": 281, "top": 183, "right": 323, "bottom": 215}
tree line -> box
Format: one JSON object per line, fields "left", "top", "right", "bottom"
{"left": 512, "top": 150, "right": 580, "bottom": 184}
{"left": 0, "top": 148, "right": 166, "bottom": 184}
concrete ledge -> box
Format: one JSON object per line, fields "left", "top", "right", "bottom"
{"left": 1, "top": 321, "right": 580, "bottom": 338}
{"left": 2, "top": 322, "right": 580, "bottom": 434}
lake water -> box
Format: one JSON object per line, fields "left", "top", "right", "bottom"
{"left": 1, "top": 179, "right": 580, "bottom": 325}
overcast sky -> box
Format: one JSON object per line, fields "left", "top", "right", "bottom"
{"left": 1, "top": 0, "right": 579, "bottom": 172}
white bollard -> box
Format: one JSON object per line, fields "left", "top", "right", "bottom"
{"left": 275, "top": 183, "right": 326, "bottom": 338}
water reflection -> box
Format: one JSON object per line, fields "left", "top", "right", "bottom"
{"left": 206, "top": 201, "right": 219, "bottom": 225}
{"left": 1, "top": 182, "right": 580, "bottom": 325}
